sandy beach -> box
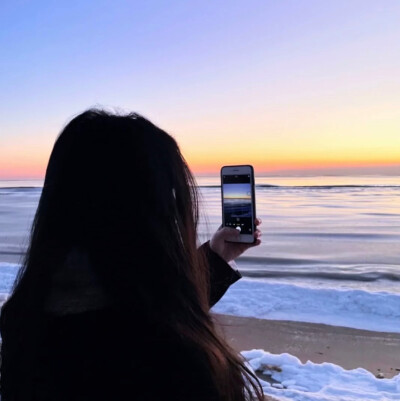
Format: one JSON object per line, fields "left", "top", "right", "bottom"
{"left": 214, "top": 314, "right": 400, "bottom": 380}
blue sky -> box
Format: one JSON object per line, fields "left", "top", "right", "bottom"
{"left": 1, "top": 0, "right": 399, "bottom": 177}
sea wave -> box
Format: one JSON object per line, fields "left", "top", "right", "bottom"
{"left": 212, "top": 279, "right": 400, "bottom": 333}
{"left": 0, "top": 187, "right": 42, "bottom": 192}
{"left": 236, "top": 256, "right": 400, "bottom": 284}
{"left": 257, "top": 184, "right": 400, "bottom": 189}
{"left": 240, "top": 269, "right": 400, "bottom": 282}
{"left": 1, "top": 185, "right": 400, "bottom": 195}
{"left": 198, "top": 184, "right": 400, "bottom": 189}
{"left": 271, "top": 232, "right": 400, "bottom": 240}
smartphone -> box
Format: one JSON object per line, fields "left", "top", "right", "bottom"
{"left": 221, "top": 165, "right": 256, "bottom": 243}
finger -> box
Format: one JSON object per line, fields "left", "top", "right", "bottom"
{"left": 255, "top": 217, "right": 262, "bottom": 226}
{"left": 254, "top": 229, "right": 262, "bottom": 238}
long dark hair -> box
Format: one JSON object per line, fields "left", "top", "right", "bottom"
{"left": 0, "top": 109, "right": 263, "bottom": 401}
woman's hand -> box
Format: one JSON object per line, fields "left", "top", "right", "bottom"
{"left": 209, "top": 218, "right": 262, "bottom": 263}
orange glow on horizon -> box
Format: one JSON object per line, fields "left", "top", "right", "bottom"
{"left": 0, "top": 165, "right": 46, "bottom": 180}
{"left": 1, "top": 134, "right": 399, "bottom": 179}
{"left": 0, "top": 139, "right": 51, "bottom": 179}
{"left": 1, "top": 158, "right": 399, "bottom": 180}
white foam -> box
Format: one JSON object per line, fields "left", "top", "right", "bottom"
{"left": 212, "top": 279, "right": 400, "bottom": 333}
{"left": 0, "top": 292, "right": 8, "bottom": 306}
{"left": 0, "top": 262, "right": 20, "bottom": 295}
{"left": 242, "top": 349, "right": 400, "bottom": 400}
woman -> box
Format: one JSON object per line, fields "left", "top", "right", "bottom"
{"left": 0, "top": 109, "right": 263, "bottom": 401}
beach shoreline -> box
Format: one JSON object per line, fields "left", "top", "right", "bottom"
{"left": 214, "top": 314, "right": 400, "bottom": 379}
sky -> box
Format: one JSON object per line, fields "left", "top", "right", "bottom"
{"left": 1, "top": 0, "right": 399, "bottom": 179}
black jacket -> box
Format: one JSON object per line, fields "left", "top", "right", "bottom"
{"left": 2, "top": 242, "right": 241, "bottom": 401}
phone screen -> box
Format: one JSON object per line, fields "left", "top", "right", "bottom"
{"left": 222, "top": 174, "right": 254, "bottom": 234}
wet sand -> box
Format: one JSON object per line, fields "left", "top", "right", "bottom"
{"left": 214, "top": 314, "right": 400, "bottom": 380}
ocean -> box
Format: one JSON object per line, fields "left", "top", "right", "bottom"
{"left": 198, "top": 175, "right": 400, "bottom": 333}
{"left": 1, "top": 176, "right": 399, "bottom": 332}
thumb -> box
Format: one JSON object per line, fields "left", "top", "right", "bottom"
{"left": 216, "top": 226, "right": 240, "bottom": 241}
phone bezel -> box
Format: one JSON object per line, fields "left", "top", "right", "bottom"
{"left": 220, "top": 165, "right": 256, "bottom": 244}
